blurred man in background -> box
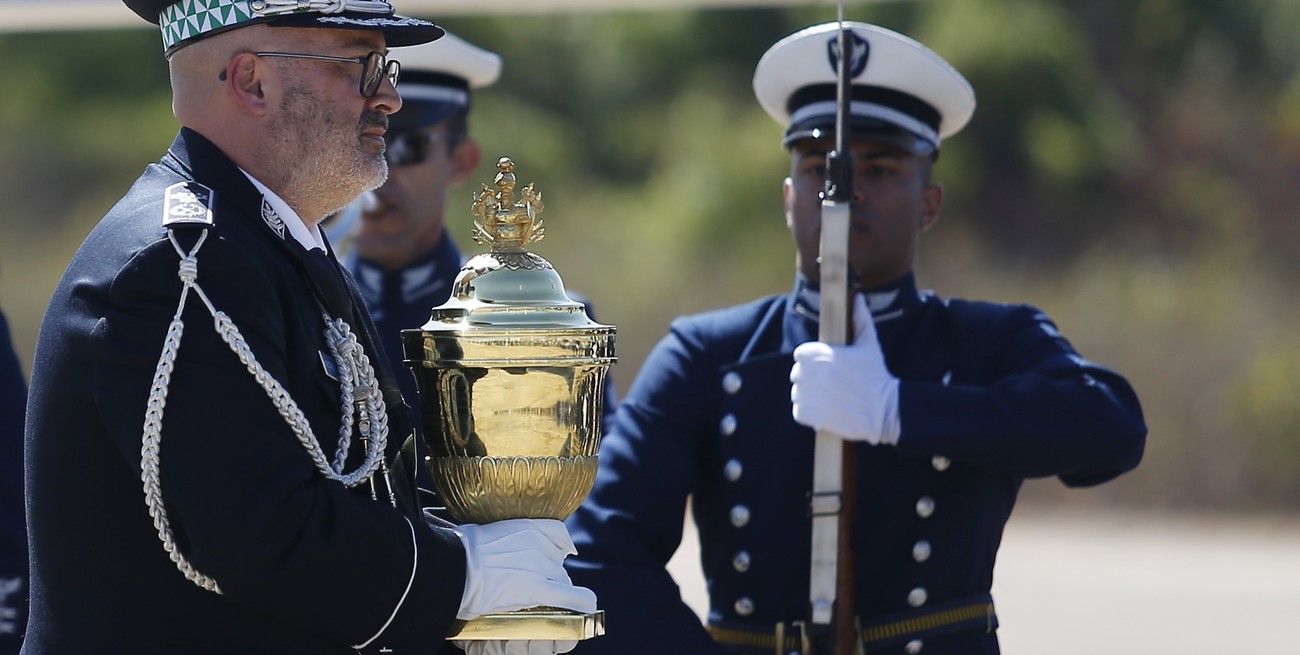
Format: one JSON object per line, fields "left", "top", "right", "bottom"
{"left": 336, "top": 32, "right": 615, "bottom": 498}
{"left": 23, "top": 2, "right": 592, "bottom": 653}
{"left": 565, "top": 21, "right": 1146, "bottom": 655}
{"left": 0, "top": 302, "right": 25, "bottom": 655}
{"left": 340, "top": 30, "right": 500, "bottom": 433}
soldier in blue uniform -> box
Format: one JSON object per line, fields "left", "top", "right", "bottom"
{"left": 0, "top": 307, "right": 26, "bottom": 655}
{"left": 23, "top": 3, "right": 593, "bottom": 654}
{"left": 341, "top": 30, "right": 501, "bottom": 431}
{"left": 564, "top": 21, "right": 1146, "bottom": 655}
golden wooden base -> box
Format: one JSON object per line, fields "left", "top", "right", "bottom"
{"left": 448, "top": 607, "right": 605, "bottom": 641}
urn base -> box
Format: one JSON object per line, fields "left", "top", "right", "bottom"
{"left": 448, "top": 607, "right": 606, "bottom": 640}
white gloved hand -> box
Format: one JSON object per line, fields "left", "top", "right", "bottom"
{"left": 454, "top": 640, "right": 578, "bottom": 655}
{"left": 453, "top": 518, "right": 597, "bottom": 621}
{"left": 790, "top": 292, "right": 901, "bottom": 445}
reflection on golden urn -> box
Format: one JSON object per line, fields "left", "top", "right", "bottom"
{"left": 403, "top": 157, "right": 615, "bottom": 640}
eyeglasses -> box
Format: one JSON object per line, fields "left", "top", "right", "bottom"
{"left": 384, "top": 131, "right": 465, "bottom": 166}
{"left": 254, "top": 51, "right": 400, "bottom": 98}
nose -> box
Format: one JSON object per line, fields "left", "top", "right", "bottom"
{"left": 851, "top": 185, "right": 869, "bottom": 206}
{"left": 370, "top": 76, "right": 402, "bottom": 115}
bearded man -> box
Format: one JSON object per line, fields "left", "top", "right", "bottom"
{"left": 22, "top": 3, "right": 593, "bottom": 654}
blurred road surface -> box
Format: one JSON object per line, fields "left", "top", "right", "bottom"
{"left": 665, "top": 508, "right": 1300, "bottom": 654}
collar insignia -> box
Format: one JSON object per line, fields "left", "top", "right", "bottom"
{"left": 162, "top": 182, "right": 215, "bottom": 227}
{"left": 260, "top": 197, "right": 286, "bottom": 239}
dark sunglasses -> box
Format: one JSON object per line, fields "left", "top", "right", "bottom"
{"left": 383, "top": 131, "right": 465, "bottom": 167}
{"left": 254, "top": 51, "right": 400, "bottom": 98}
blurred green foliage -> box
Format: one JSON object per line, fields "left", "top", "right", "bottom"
{"left": 2, "top": 1, "right": 1299, "bottom": 512}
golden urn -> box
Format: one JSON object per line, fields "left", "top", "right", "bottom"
{"left": 402, "top": 158, "right": 615, "bottom": 640}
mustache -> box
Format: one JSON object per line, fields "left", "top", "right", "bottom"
{"left": 359, "top": 111, "right": 388, "bottom": 134}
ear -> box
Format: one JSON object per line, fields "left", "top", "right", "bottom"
{"left": 448, "top": 138, "right": 482, "bottom": 185}
{"left": 782, "top": 176, "right": 795, "bottom": 229}
{"left": 920, "top": 181, "right": 943, "bottom": 232}
{"left": 225, "top": 52, "right": 270, "bottom": 116}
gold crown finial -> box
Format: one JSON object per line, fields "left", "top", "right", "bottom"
{"left": 472, "top": 157, "right": 545, "bottom": 251}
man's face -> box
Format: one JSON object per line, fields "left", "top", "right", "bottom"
{"left": 783, "top": 136, "right": 943, "bottom": 290}
{"left": 352, "top": 123, "right": 479, "bottom": 270}
{"left": 260, "top": 28, "right": 401, "bottom": 218}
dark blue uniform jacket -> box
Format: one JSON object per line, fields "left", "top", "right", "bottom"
{"left": 1, "top": 310, "right": 26, "bottom": 655}
{"left": 566, "top": 275, "right": 1145, "bottom": 655}
{"left": 23, "top": 129, "right": 467, "bottom": 654}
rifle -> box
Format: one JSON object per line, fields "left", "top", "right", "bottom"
{"left": 804, "top": 3, "right": 861, "bottom": 654}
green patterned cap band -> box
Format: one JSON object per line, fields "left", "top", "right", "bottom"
{"left": 159, "top": 0, "right": 396, "bottom": 52}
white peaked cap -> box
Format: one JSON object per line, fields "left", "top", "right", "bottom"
{"left": 390, "top": 30, "right": 503, "bottom": 131}
{"left": 753, "top": 21, "right": 975, "bottom": 152}
{"left": 396, "top": 30, "right": 502, "bottom": 88}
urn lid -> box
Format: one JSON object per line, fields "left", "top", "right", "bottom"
{"left": 417, "top": 157, "right": 608, "bottom": 333}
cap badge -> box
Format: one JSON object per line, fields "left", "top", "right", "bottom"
{"left": 826, "top": 30, "right": 870, "bottom": 78}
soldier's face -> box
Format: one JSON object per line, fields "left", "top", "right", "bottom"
{"left": 783, "top": 137, "right": 942, "bottom": 290}
{"left": 262, "top": 29, "right": 402, "bottom": 216}
{"left": 353, "top": 124, "right": 480, "bottom": 271}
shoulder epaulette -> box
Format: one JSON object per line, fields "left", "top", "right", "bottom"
{"left": 162, "top": 181, "right": 215, "bottom": 228}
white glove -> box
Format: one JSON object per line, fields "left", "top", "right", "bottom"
{"left": 455, "top": 640, "right": 578, "bottom": 655}
{"left": 453, "top": 518, "right": 597, "bottom": 621}
{"left": 790, "top": 292, "right": 901, "bottom": 445}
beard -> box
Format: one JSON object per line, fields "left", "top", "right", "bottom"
{"left": 258, "top": 74, "right": 389, "bottom": 222}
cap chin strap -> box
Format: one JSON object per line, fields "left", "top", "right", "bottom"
{"left": 251, "top": 0, "right": 393, "bottom": 16}
{"left": 141, "top": 226, "right": 392, "bottom": 594}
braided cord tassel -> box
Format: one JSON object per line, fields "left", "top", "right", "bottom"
{"left": 210, "top": 310, "right": 382, "bottom": 488}
{"left": 141, "top": 229, "right": 394, "bottom": 596}
{"left": 141, "top": 231, "right": 223, "bottom": 594}
{"left": 329, "top": 317, "right": 357, "bottom": 473}
{"left": 325, "top": 315, "right": 388, "bottom": 483}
